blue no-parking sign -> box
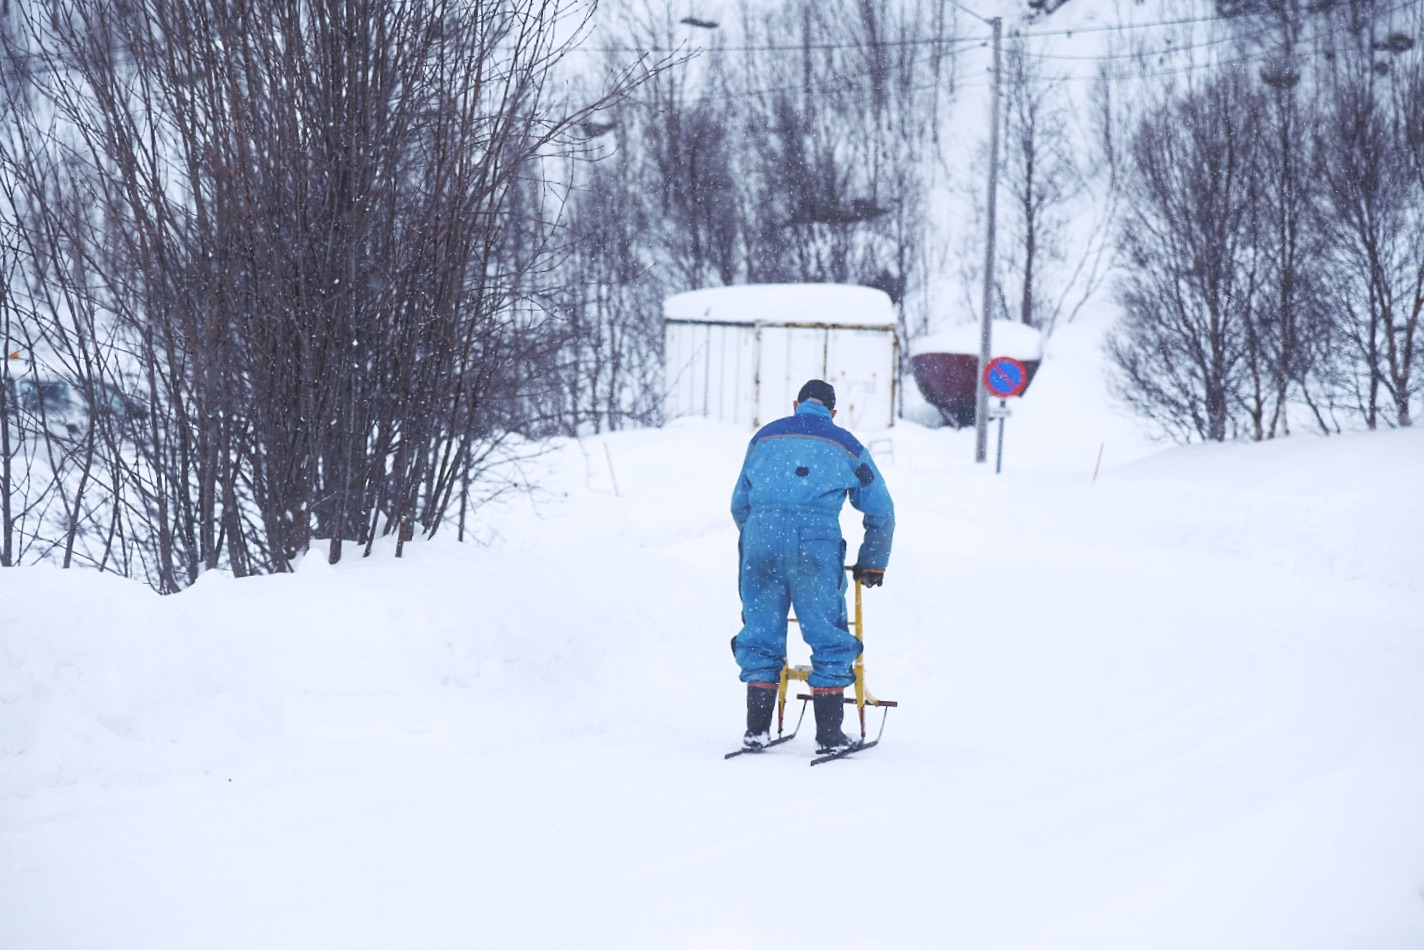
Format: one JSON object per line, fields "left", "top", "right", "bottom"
{"left": 982, "top": 357, "right": 1028, "bottom": 474}
{"left": 983, "top": 356, "right": 1028, "bottom": 398}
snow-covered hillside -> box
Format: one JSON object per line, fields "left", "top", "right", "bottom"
{"left": 3, "top": 313, "right": 1423, "bottom": 948}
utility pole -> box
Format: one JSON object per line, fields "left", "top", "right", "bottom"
{"left": 975, "top": 16, "right": 1002, "bottom": 464}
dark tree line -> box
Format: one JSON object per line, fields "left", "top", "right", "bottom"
{"left": 1109, "top": 0, "right": 1423, "bottom": 441}
{"left": 0, "top": 0, "right": 636, "bottom": 588}
{"left": 4, "top": 0, "right": 1416, "bottom": 587}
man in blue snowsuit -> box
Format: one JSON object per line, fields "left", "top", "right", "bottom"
{"left": 731, "top": 379, "right": 894, "bottom": 754}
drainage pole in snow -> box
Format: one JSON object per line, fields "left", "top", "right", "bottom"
{"left": 975, "top": 16, "right": 1002, "bottom": 464}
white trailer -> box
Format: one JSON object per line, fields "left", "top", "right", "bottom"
{"left": 663, "top": 284, "right": 899, "bottom": 430}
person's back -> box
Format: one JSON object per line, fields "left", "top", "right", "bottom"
{"left": 729, "top": 379, "right": 894, "bottom": 754}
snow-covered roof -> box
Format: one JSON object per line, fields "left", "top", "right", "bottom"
{"left": 910, "top": 320, "right": 1044, "bottom": 361}
{"left": 663, "top": 283, "right": 896, "bottom": 329}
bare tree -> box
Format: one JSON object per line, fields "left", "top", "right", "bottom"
{"left": 730, "top": 0, "right": 951, "bottom": 292}
{"left": 1242, "top": 25, "right": 1337, "bottom": 439}
{"left": 1108, "top": 70, "right": 1267, "bottom": 442}
{"left": 1, "top": 0, "right": 639, "bottom": 588}
{"left": 996, "top": 30, "right": 1084, "bottom": 334}
{"left": 1314, "top": 4, "right": 1423, "bottom": 429}
{"left": 1196, "top": 0, "right": 1422, "bottom": 434}
{"left": 543, "top": 0, "right": 959, "bottom": 433}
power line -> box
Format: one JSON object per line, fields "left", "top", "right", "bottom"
{"left": 607, "top": 0, "right": 1420, "bottom": 107}
{"left": 1029, "top": 0, "right": 1420, "bottom": 37}
{"left": 1026, "top": 12, "right": 1259, "bottom": 38}
{"left": 593, "top": 26, "right": 1247, "bottom": 65}
{"left": 956, "top": 49, "right": 1275, "bottom": 88}
{"left": 592, "top": 35, "right": 991, "bottom": 56}
{"left": 635, "top": 35, "right": 1304, "bottom": 111}
{"left": 1029, "top": 0, "right": 1419, "bottom": 46}
{"left": 1024, "top": 23, "right": 1281, "bottom": 62}
{"left": 629, "top": 60, "right": 961, "bottom": 113}
{"left": 592, "top": 0, "right": 1419, "bottom": 61}
{"left": 591, "top": 11, "right": 1263, "bottom": 58}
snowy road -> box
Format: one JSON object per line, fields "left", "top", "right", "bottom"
{"left": 4, "top": 419, "right": 1423, "bottom": 949}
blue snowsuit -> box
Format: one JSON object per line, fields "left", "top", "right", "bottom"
{"left": 731, "top": 402, "right": 895, "bottom": 689}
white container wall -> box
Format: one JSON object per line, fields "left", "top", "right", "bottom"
{"left": 663, "top": 320, "right": 759, "bottom": 427}
{"left": 664, "top": 284, "right": 898, "bottom": 430}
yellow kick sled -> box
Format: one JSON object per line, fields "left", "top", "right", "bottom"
{"left": 726, "top": 567, "right": 898, "bottom": 765}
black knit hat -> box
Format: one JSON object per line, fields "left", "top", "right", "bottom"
{"left": 797, "top": 379, "right": 836, "bottom": 410}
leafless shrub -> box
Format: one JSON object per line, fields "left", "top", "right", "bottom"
{"left": 1313, "top": 5, "right": 1424, "bottom": 429}
{"left": 1110, "top": 0, "right": 1422, "bottom": 440}
{"left": 1, "top": 0, "right": 641, "bottom": 588}
{"left": 545, "top": 0, "right": 961, "bottom": 430}
{"left": 1108, "top": 70, "right": 1267, "bottom": 443}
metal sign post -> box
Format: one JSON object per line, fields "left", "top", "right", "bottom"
{"left": 988, "top": 399, "right": 1010, "bottom": 474}
{"left": 982, "top": 356, "right": 1027, "bottom": 475}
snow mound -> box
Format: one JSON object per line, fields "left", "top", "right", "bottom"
{"left": 0, "top": 569, "right": 281, "bottom": 798}
{"left": 663, "top": 283, "right": 895, "bottom": 327}
{"left": 910, "top": 319, "right": 1044, "bottom": 360}
{"left": 1106, "top": 425, "right": 1424, "bottom": 593}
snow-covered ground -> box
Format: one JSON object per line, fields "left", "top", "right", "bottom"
{"left": 3, "top": 314, "right": 1423, "bottom": 949}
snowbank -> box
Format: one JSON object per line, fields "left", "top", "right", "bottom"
{"left": 0, "top": 569, "right": 281, "bottom": 799}
{"left": 663, "top": 282, "right": 896, "bottom": 327}
{"left": 909, "top": 318, "right": 1044, "bottom": 360}
{"left": 1105, "top": 425, "right": 1424, "bottom": 593}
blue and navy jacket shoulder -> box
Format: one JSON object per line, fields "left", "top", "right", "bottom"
{"left": 730, "top": 401, "right": 895, "bottom": 570}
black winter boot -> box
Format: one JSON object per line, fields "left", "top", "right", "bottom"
{"left": 813, "top": 688, "right": 859, "bottom": 755}
{"left": 743, "top": 683, "right": 778, "bottom": 751}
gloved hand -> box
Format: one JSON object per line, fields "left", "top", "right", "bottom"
{"left": 852, "top": 564, "right": 885, "bottom": 588}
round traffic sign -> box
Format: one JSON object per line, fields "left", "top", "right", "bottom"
{"left": 983, "top": 356, "right": 1028, "bottom": 398}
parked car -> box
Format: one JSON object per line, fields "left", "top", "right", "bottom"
{"left": 3, "top": 377, "right": 80, "bottom": 439}
{"left": 13, "top": 377, "right": 75, "bottom": 415}
{"left": 3, "top": 375, "right": 144, "bottom": 440}
{"left": 85, "top": 382, "right": 145, "bottom": 423}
